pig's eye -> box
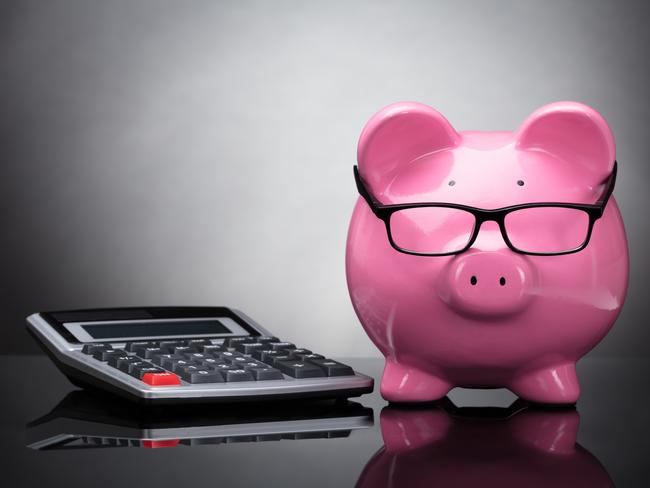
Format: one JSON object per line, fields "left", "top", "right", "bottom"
{"left": 448, "top": 180, "right": 456, "bottom": 187}
{"left": 517, "top": 180, "right": 525, "bottom": 186}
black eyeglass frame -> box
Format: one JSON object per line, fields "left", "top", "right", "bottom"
{"left": 353, "top": 161, "right": 617, "bottom": 257}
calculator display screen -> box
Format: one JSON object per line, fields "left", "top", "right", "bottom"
{"left": 81, "top": 319, "right": 230, "bottom": 339}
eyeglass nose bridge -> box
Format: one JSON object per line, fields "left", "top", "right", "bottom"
{"left": 462, "top": 210, "right": 517, "bottom": 254}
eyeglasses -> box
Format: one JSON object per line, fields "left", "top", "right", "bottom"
{"left": 354, "top": 161, "right": 617, "bottom": 256}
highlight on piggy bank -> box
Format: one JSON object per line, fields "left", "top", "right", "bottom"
{"left": 346, "top": 101, "right": 628, "bottom": 404}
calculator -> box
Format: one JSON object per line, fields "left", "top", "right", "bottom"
{"left": 27, "top": 306, "right": 374, "bottom": 404}
{"left": 27, "top": 390, "right": 374, "bottom": 450}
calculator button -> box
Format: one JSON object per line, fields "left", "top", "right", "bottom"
{"left": 200, "top": 344, "right": 225, "bottom": 354}
{"left": 141, "top": 347, "right": 166, "bottom": 359}
{"left": 288, "top": 348, "right": 312, "bottom": 358}
{"left": 169, "top": 359, "right": 197, "bottom": 373}
{"left": 241, "top": 360, "right": 267, "bottom": 369}
{"left": 131, "top": 365, "right": 165, "bottom": 379}
{"left": 81, "top": 343, "right": 112, "bottom": 355}
{"left": 152, "top": 354, "right": 184, "bottom": 368}
{"left": 200, "top": 357, "right": 225, "bottom": 367}
{"left": 247, "top": 367, "right": 284, "bottom": 381}
{"left": 179, "top": 364, "right": 210, "bottom": 374}
{"left": 158, "top": 341, "right": 184, "bottom": 352}
{"left": 119, "top": 360, "right": 148, "bottom": 374}
{"left": 267, "top": 354, "right": 294, "bottom": 366}
{"left": 268, "top": 342, "right": 296, "bottom": 351}
{"left": 275, "top": 360, "right": 326, "bottom": 378}
{"left": 254, "top": 350, "right": 283, "bottom": 362}
{"left": 226, "top": 356, "right": 253, "bottom": 366}
{"left": 254, "top": 336, "right": 279, "bottom": 345}
{"left": 125, "top": 341, "right": 155, "bottom": 353}
{"left": 109, "top": 355, "right": 139, "bottom": 368}
{"left": 221, "top": 369, "right": 255, "bottom": 382}
{"left": 212, "top": 363, "right": 238, "bottom": 372}
{"left": 131, "top": 344, "right": 156, "bottom": 357}
{"left": 182, "top": 370, "right": 225, "bottom": 384}
{"left": 218, "top": 351, "right": 246, "bottom": 361}
{"left": 141, "top": 372, "right": 181, "bottom": 386}
{"left": 235, "top": 342, "right": 266, "bottom": 354}
{"left": 224, "top": 337, "right": 251, "bottom": 348}
{"left": 299, "top": 354, "right": 325, "bottom": 362}
{"left": 172, "top": 345, "right": 198, "bottom": 355}
{"left": 252, "top": 349, "right": 270, "bottom": 360}
{"left": 183, "top": 352, "right": 210, "bottom": 361}
{"left": 306, "top": 359, "right": 355, "bottom": 376}
{"left": 93, "top": 349, "right": 127, "bottom": 361}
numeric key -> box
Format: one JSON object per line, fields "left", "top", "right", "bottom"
{"left": 141, "top": 347, "right": 166, "bottom": 359}
{"left": 306, "top": 359, "right": 355, "bottom": 376}
{"left": 246, "top": 367, "right": 283, "bottom": 380}
{"left": 182, "top": 370, "right": 225, "bottom": 384}
{"left": 201, "top": 344, "right": 225, "bottom": 354}
{"left": 224, "top": 337, "right": 250, "bottom": 348}
{"left": 275, "top": 360, "right": 326, "bottom": 379}
{"left": 130, "top": 364, "right": 163, "bottom": 379}
{"left": 221, "top": 369, "right": 255, "bottom": 382}
{"left": 168, "top": 359, "right": 197, "bottom": 373}
{"left": 235, "top": 342, "right": 266, "bottom": 354}
{"left": 254, "top": 336, "right": 279, "bottom": 345}
{"left": 119, "top": 360, "right": 149, "bottom": 374}
{"left": 93, "top": 349, "right": 127, "bottom": 361}
{"left": 109, "top": 355, "right": 139, "bottom": 369}
{"left": 125, "top": 341, "right": 154, "bottom": 353}
{"left": 158, "top": 341, "right": 184, "bottom": 352}
{"left": 81, "top": 343, "right": 113, "bottom": 355}
{"left": 200, "top": 357, "right": 225, "bottom": 368}
{"left": 267, "top": 342, "right": 296, "bottom": 351}
{"left": 151, "top": 354, "right": 184, "bottom": 367}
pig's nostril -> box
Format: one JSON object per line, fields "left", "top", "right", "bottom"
{"left": 499, "top": 276, "right": 506, "bottom": 286}
{"left": 470, "top": 276, "right": 477, "bottom": 286}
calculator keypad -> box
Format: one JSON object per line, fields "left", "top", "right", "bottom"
{"left": 81, "top": 336, "right": 356, "bottom": 385}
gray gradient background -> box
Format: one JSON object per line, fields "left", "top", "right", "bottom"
{"left": 1, "top": 0, "right": 648, "bottom": 356}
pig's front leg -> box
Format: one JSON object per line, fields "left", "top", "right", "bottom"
{"left": 380, "top": 359, "right": 452, "bottom": 403}
{"left": 509, "top": 363, "right": 580, "bottom": 405}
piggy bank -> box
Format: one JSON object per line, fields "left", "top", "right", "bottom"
{"left": 356, "top": 402, "right": 614, "bottom": 487}
{"left": 346, "top": 101, "right": 628, "bottom": 404}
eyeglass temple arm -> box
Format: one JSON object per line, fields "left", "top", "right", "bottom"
{"left": 595, "top": 160, "right": 618, "bottom": 209}
{"left": 353, "top": 165, "right": 383, "bottom": 216}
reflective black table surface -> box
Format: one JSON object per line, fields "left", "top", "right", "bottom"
{"left": 3, "top": 356, "right": 649, "bottom": 487}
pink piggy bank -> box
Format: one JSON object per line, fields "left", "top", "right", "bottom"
{"left": 346, "top": 101, "right": 629, "bottom": 404}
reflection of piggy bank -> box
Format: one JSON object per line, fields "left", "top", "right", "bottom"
{"left": 346, "top": 101, "right": 628, "bottom": 404}
{"left": 356, "top": 401, "right": 614, "bottom": 488}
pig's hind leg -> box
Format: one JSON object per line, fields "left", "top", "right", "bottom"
{"left": 509, "top": 363, "right": 580, "bottom": 405}
{"left": 380, "top": 359, "right": 452, "bottom": 403}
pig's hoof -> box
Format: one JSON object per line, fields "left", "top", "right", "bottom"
{"left": 380, "top": 361, "right": 451, "bottom": 403}
{"left": 509, "top": 363, "right": 580, "bottom": 405}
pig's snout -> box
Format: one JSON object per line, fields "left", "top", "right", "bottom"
{"left": 440, "top": 251, "right": 534, "bottom": 318}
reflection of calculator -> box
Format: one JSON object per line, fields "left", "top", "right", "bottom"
{"left": 27, "top": 390, "right": 374, "bottom": 450}
{"left": 27, "top": 307, "right": 374, "bottom": 404}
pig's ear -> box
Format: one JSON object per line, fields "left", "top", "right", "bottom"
{"left": 357, "top": 102, "right": 460, "bottom": 191}
{"left": 516, "top": 102, "right": 616, "bottom": 181}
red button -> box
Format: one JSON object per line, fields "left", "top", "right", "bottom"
{"left": 142, "top": 439, "right": 180, "bottom": 449}
{"left": 142, "top": 372, "right": 181, "bottom": 386}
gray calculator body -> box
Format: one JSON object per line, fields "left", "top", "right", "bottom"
{"left": 27, "top": 307, "right": 374, "bottom": 404}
